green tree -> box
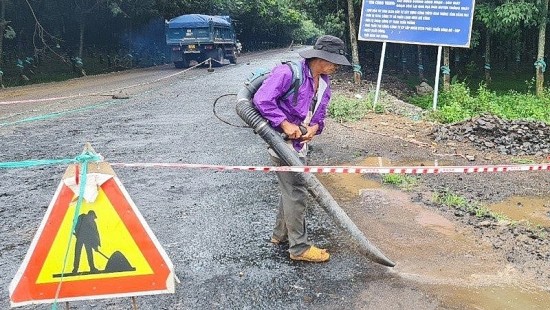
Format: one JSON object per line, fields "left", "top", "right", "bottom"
{"left": 110, "top": 0, "right": 158, "bottom": 51}
{"left": 475, "top": 0, "right": 538, "bottom": 85}
{"left": 0, "top": 0, "right": 10, "bottom": 66}
{"left": 535, "top": 0, "right": 549, "bottom": 96}
{"left": 347, "top": 0, "right": 360, "bottom": 84}
{"left": 292, "top": 19, "right": 322, "bottom": 44}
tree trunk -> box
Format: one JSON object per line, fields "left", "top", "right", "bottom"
{"left": 453, "top": 48, "right": 460, "bottom": 76}
{"left": 0, "top": 0, "right": 7, "bottom": 67}
{"left": 417, "top": 45, "right": 424, "bottom": 81}
{"left": 443, "top": 46, "right": 450, "bottom": 91}
{"left": 78, "top": 16, "right": 85, "bottom": 58}
{"left": 347, "top": 0, "right": 361, "bottom": 85}
{"left": 536, "top": 0, "right": 549, "bottom": 97}
{"left": 514, "top": 45, "right": 521, "bottom": 73}
{"left": 401, "top": 45, "right": 407, "bottom": 76}
{"left": 484, "top": 30, "right": 491, "bottom": 85}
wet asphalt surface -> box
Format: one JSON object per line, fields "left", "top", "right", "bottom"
{"left": 0, "top": 49, "right": 457, "bottom": 309}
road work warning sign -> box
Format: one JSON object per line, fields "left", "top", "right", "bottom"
{"left": 9, "top": 161, "right": 174, "bottom": 307}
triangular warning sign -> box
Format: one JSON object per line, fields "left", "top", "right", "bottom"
{"left": 9, "top": 160, "right": 174, "bottom": 307}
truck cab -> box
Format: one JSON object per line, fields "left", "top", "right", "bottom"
{"left": 165, "top": 14, "right": 238, "bottom": 68}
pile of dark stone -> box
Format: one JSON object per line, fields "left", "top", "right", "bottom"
{"left": 432, "top": 114, "right": 550, "bottom": 156}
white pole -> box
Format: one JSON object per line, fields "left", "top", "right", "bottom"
{"left": 433, "top": 45, "right": 443, "bottom": 110}
{"left": 374, "top": 41, "right": 387, "bottom": 110}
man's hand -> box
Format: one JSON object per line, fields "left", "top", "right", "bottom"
{"left": 280, "top": 120, "right": 303, "bottom": 140}
{"left": 300, "top": 124, "right": 319, "bottom": 143}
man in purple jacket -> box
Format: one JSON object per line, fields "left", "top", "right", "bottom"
{"left": 253, "top": 35, "right": 351, "bottom": 262}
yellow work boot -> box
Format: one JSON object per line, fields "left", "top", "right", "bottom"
{"left": 290, "top": 245, "right": 330, "bottom": 263}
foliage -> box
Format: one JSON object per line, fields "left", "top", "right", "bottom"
{"left": 476, "top": 1, "right": 538, "bottom": 32}
{"left": 432, "top": 191, "right": 468, "bottom": 208}
{"left": 432, "top": 190, "right": 508, "bottom": 220}
{"left": 382, "top": 173, "right": 418, "bottom": 190}
{"left": 328, "top": 92, "right": 382, "bottom": 122}
{"left": 527, "top": 224, "right": 548, "bottom": 239}
{"left": 328, "top": 94, "right": 367, "bottom": 122}
{"left": 292, "top": 20, "right": 322, "bottom": 43}
{"left": 510, "top": 157, "right": 536, "bottom": 164}
{"left": 321, "top": 10, "right": 346, "bottom": 37}
{"left": 4, "top": 26, "right": 16, "bottom": 39}
{"left": 432, "top": 190, "right": 550, "bottom": 236}
{"left": 1, "top": 0, "right": 550, "bottom": 91}
{"left": 410, "top": 81, "right": 550, "bottom": 124}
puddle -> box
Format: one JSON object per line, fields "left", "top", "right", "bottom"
{"left": 438, "top": 284, "right": 550, "bottom": 310}
{"left": 317, "top": 156, "right": 453, "bottom": 201}
{"left": 317, "top": 156, "right": 550, "bottom": 309}
{"left": 317, "top": 173, "right": 379, "bottom": 200}
{"left": 487, "top": 196, "right": 550, "bottom": 228}
{"left": 343, "top": 157, "right": 550, "bottom": 230}
{"left": 356, "top": 156, "right": 453, "bottom": 168}
{"left": 360, "top": 156, "right": 392, "bottom": 167}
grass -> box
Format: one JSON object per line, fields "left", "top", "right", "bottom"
{"left": 409, "top": 80, "right": 550, "bottom": 125}
{"left": 381, "top": 173, "right": 418, "bottom": 190}
{"left": 402, "top": 63, "right": 550, "bottom": 125}
{"left": 328, "top": 89, "right": 388, "bottom": 123}
{"left": 510, "top": 158, "right": 536, "bottom": 164}
{"left": 404, "top": 65, "right": 536, "bottom": 94}
{"left": 432, "top": 190, "right": 510, "bottom": 221}
{"left": 529, "top": 224, "right": 548, "bottom": 239}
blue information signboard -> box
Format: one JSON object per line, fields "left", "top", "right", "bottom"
{"left": 358, "top": 0, "right": 476, "bottom": 47}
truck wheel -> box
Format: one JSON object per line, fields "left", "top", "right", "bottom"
{"left": 174, "top": 55, "right": 189, "bottom": 69}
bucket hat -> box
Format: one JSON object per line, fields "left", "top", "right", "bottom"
{"left": 299, "top": 35, "right": 351, "bottom": 66}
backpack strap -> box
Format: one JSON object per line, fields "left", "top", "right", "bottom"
{"left": 281, "top": 61, "right": 302, "bottom": 106}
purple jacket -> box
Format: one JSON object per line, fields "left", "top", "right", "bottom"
{"left": 252, "top": 60, "right": 331, "bottom": 151}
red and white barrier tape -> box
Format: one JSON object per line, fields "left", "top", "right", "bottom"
{"left": 109, "top": 162, "right": 550, "bottom": 174}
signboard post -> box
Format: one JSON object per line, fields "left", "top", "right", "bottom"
{"left": 358, "top": 0, "right": 476, "bottom": 108}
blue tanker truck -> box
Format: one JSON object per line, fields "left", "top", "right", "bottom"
{"left": 165, "top": 14, "right": 238, "bottom": 68}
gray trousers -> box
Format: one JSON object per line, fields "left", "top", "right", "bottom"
{"left": 270, "top": 155, "right": 311, "bottom": 256}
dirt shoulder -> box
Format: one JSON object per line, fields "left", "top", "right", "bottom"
{"left": 312, "top": 74, "right": 550, "bottom": 307}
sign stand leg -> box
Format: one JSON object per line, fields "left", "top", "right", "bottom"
{"left": 433, "top": 45, "right": 443, "bottom": 110}
{"left": 132, "top": 296, "right": 138, "bottom": 310}
{"left": 373, "top": 41, "right": 387, "bottom": 110}
{"left": 64, "top": 301, "right": 70, "bottom": 309}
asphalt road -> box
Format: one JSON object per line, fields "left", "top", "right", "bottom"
{"left": 0, "top": 48, "right": 429, "bottom": 310}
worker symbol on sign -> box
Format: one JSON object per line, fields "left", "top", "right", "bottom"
{"left": 53, "top": 210, "right": 136, "bottom": 277}
{"left": 72, "top": 210, "right": 101, "bottom": 274}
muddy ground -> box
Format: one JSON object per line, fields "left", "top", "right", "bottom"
{"left": 0, "top": 48, "right": 549, "bottom": 309}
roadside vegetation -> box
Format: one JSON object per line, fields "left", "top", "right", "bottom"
{"left": 2, "top": 0, "right": 549, "bottom": 99}
{"left": 432, "top": 190, "right": 508, "bottom": 221}
{"left": 328, "top": 91, "right": 385, "bottom": 122}
{"left": 0, "top": 0, "right": 342, "bottom": 87}
{"left": 325, "top": 77, "right": 550, "bottom": 129}
{"left": 381, "top": 173, "right": 419, "bottom": 191}
{"left": 432, "top": 190, "right": 549, "bottom": 239}
{"left": 409, "top": 81, "right": 550, "bottom": 125}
